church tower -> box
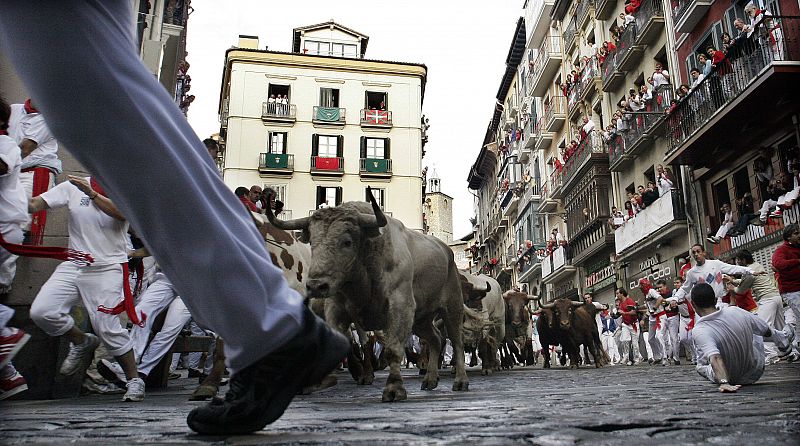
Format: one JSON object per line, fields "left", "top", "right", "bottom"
{"left": 423, "top": 167, "right": 453, "bottom": 244}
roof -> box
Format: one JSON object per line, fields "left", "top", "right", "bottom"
{"left": 292, "top": 21, "right": 370, "bottom": 58}
{"left": 467, "top": 17, "right": 526, "bottom": 190}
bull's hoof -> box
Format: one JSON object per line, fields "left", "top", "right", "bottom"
{"left": 188, "top": 385, "right": 218, "bottom": 401}
{"left": 421, "top": 376, "right": 439, "bottom": 390}
{"left": 381, "top": 385, "right": 407, "bottom": 402}
{"left": 569, "top": 364, "right": 578, "bottom": 370}
{"left": 481, "top": 368, "right": 492, "bottom": 376}
{"left": 357, "top": 372, "right": 375, "bottom": 385}
{"left": 452, "top": 380, "right": 469, "bottom": 391}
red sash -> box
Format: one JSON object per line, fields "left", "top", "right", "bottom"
{"left": 21, "top": 167, "right": 52, "bottom": 246}
{"left": 96, "top": 263, "right": 147, "bottom": 327}
{"left": 0, "top": 231, "right": 93, "bottom": 265}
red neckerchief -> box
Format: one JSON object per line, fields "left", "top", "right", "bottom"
{"left": 97, "top": 263, "right": 147, "bottom": 327}
{"left": 24, "top": 99, "right": 39, "bottom": 114}
{"left": 90, "top": 177, "right": 108, "bottom": 198}
{"left": 0, "top": 129, "right": 7, "bottom": 135}
{"left": 0, "top": 232, "right": 93, "bottom": 266}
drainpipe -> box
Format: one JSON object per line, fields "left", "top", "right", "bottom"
{"left": 661, "top": 0, "right": 682, "bottom": 84}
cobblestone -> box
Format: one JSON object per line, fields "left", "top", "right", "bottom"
{"left": 1, "top": 362, "right": 798, "bottom": 445}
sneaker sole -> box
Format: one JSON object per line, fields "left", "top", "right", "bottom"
{"left": 97, "top": 360, "right": 128, "bottom": 390}
{"left": 187, "top": 323, "right": 349, "bottom": 435}
{"left": 123, "top": 394, "right": 145, "bottom": 402}
{"left": 59, "top": 336, "right": 100, "bottom": 376}
{"left": 0, "top": 333, "right": 30, "bottom": 370}
{"left": 0, "top": 383, "right": 28, "bottom": 401}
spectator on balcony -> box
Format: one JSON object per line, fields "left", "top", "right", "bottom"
{"left": 619, "top": 11, "right": 636, "bottom": 28}
{"left": 656, "top": 165, "right": 674, "bottom": 196}
{"left": 707, "top": 46, "right": 731, "bottom": 75}
{"left": 640, "top": 83, "right": 654, "bottom": 110}
{"left": 624, "top": 200, "right": 636, "bottom": 220}
{"left": 756, "top": 174, "right": 790, "bottom": 225}
{"left": 609, "top": 24, "right": 621, "bottom": 42}
{"left": 697, "top": 53, "right": 713, "bottom": 77}
{"left": 745, "top": 3, "right": 783, "bottom": 60}
{"left": 248, "top": 185, "right": 266, "bottom": 213}
{"left": 581, "top": 116, "right": 595, "bottom": 139}
{"left": 754, "top": 157, "right": 773, "bottom": 186}
{"left": 267, "top": 94, "right": 276, "bottom": 114}
{"left": 642, "top": 182, "right": 660, "bottom": 208}
{"left": 677, "top": 83, "right": 691, "bottom": 100}
{"left": 731, "top": 193, "right": 756, "bottom": 236}
{"left": 235, "top": 186, "right": 258, "bottom": 213}
{"left": 708, "top": 203, "right": 735, "bottom": 244}
{"left": 690, "top": 68, "right": 705, "bottom": 89}
{"left": 652, "top": 61, "right": 671, "bottom": 90}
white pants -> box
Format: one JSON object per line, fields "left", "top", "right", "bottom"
{"left": 619, "top": 323, "right": 640, "bottom": 363}
{"left": 783, "top": 291, "right": 800, "bottom": 335}
{"left": 680, "top": 316, "right": 696, "bottom": 362}
{"left": 0, "top": 304, "right": 13, "bottom": 332}
{"left": 30, "top": 262, "right": 133, "bottom": 357}
{"left": 757, "top": 294, "right": 785, "bottom": 359}
{"left": 715, "top": 222, "right": 733, "bottom": 239}
{"left": 0, "top": 223, "right": 23, "bottom": 290}
{"left": 131, "top": 273, "right": 178, "bottom": 360}
{"left": 760, "top": 199, "right": 778, "bottom": 220}
{"left": 601, "top": 331, "right": 620, "bottom": 363}
{"left": 138, "top": 297, "right": 192, "bottom": 376}
{"left": 0, "top": 1, "right": 305, "bottom": 373}
{"left": 696, "top": 326, "right": 791, "bottom": 385}
{"left": 648, "top": 316, "right": 667, "bottom": 361}
{"left": 666, "top": 316, "right": 680, "bottom": 361}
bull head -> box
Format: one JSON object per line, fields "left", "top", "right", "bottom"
{"left": 552, "top": 298, "right": 583, "bottom": 329}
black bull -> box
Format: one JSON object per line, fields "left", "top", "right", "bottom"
{"left": 536, "top": 299, "right": 609, "bottom": 369}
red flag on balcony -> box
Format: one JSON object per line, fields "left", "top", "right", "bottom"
{"left": 316, "top": 157, "right": 340, "bottom": 170}
{"left": 365, "top": 109, "right": 389, "bottom": 124}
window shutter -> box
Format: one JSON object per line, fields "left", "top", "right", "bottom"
{"left": 337, "top": 135, "right": 344, "bottom": 158}
{"left": 281, "top": 132, "right": 287, "bottom": 155}
{"left": 312, "top": 134, "right": 319, "bottom": 157}
{"left": 336, "top": 187, "right": 343, "bottom": 205}
{"left": 316, "top": 187, "right": 324, "bottom": 207}
{"left": 384, "top": 138, "right": 390, "bottom": 159}
{"left": 360, "top": 136, "right": 367, "bottom": 159}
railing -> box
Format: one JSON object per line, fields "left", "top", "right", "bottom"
{"left": 614, "top": 189, "right": 686, "bottom": 254}
{"left": 262, "top": 102, "right": 297, "bottom": 120}
{"left": 549, "top": 169, "right": 563, "bottom": 196}
{"left": 670, "top": 0, "right": 694, "bottom": 26}
{"left": 542, "top": 245, "right": 571, "bottom": 280}
{"left": 310, "top": 156, "right": 344, "bottom": 172}
{"left": 563, "top": 15, "right": 578, "bottom": 51}
{"left": 634, "top": 0, "right": 664, "bottom": 31}
{"left": 524, "top": 178, "right": 542, "bottom": 201}
{"left": 666, "top": 16, "right": 800, "bottom": 157}
{"left": 259, "top": 153, "right": 294, "bottom": 170}
{"left": 544, "top": 96, "right": 566, "bottom": 127}
{"left": 562, "top": 131, "right": 605, "bottom": 186}
{"left": 313, "top": 106, "right": 346, "bottom": 124}
{"left": 567, "top": 85, "right": 580, "bottom": 114}
{"left": 533, "top": 34, "right": 562, "bottom": 78}
{"left": 616, "top": 23, "right": 638, "bottom": 65}
{"left": 359, "top": 158, "right": 392, "bottom": 174}
{"left": 713, "top": 202, "right": 800, "bottom": 259}
{"left": 576, "top": 56, "right": 600, "bottom": 99}
{"left": 534, "top": 116, "right": 548, "bottom": 148}
{"left": 607, "top": 133, "right": 626, "bottom": 166}
{"left": 360, "top": 109, "right": 393, "bottom": 126}
{"left": 276, "top": 209, "right": 292, "bottom": 220}
{"left": 576, "top": 0, "right": 595, "bottom": 26}
{"left": 602, "top": 50, "right": 617, "bottom": 81}
{"left": 623, "top": 84, "right": 672, "bottom": 149}
{"left": 517, "top": 245, "right": 546, "bottom": 277}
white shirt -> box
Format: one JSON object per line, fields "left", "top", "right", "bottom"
{"left": 674, "top": 259, "right": 753, "bottom": 307}
{"left": 644, "top": 288, "right": 663, "bottom": 321}
{"left": 8, "top": 104, "right": 61, "bottom": 173}
{"left": 0, "top": 135, "right": 29, "bottom": 226}
{"left": 690, "top": 74, "right": 705, "bottom": 89}
{"left": 693, "top": 306, "right": 770, "bottom": 384}
{"left": 582, "top": 120, "right": 595, "bottom": 134}
{"left": 40, "top": 179, "right": 129, "bottom": 265}
{"left": 657, "top": 174, "right": 673, "bottom": 196}
{"left": 652, "top": 70, "right": 670, "bottom": 89}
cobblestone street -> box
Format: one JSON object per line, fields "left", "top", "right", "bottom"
{"left": 2, "top": 362, "right": 798, "bottom": 445}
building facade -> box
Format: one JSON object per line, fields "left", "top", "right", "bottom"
{"left": 424, "top": 168, "right": 455, "bottom": 244}
{"left": 218, "top": 22, "right": 427, "bottom": 229}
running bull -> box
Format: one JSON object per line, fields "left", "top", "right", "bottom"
{"left": 266, "top": 187, "right": 468, "bottom": 401}
{"left": 539, "top": 298, "right": 607, "bottom": 368}
{"left": 459, "top": 272, "right": 504, "bottom": 375}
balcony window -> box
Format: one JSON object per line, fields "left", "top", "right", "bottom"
{"left": 314, "top": 135, "right": 341, "bottom": 158}
{"left": 365, "top": 91, "right": 387, "bottom": 110}
{"left": 366, "top": 188, "right": 386, "bottom": 210}
{"left": 316, "top": 186, "right": 342, "bottom": 208}
{"left": 360, "top": 137, "right": 392, "bottom": 175}
{"left": 268, "top": 131, "right": 287, "bottom": 154}
{"left": 320, "top": 87, "right": 340, "bottom": 107}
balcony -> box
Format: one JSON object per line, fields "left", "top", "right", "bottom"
{"left": 565, "top": 177, "right": 615, "bottom": 264}
{"left": 312, "top": 106, "right": 346, "bottom": 126}
{"left": 615, "top": 24, "right": 644, "bottom": 72}
{"left": 360, "top": 109, "right": 392, "bottom": 129}
{"left": 530, "top": 34, "right": 563, "bottom": 97}
{"left": 528, "top": 0, "right": 556, "bottom": 49}
{"left": 258, "top": 153, "right": 294, "bottom": 176}
{"left": 517, "top": 245, "right": 546, "bottom": 283}
{"left": 633, "top": 0, "right": 665, "bottom": 46}
{"left": 544, "top": 96, "right": 567, "bottom": 132}
{"left": 310, "top": 156, "right": 344, "bottom": 176}
{"left": 537, "top": 180, "right": 558, "bottom": 213}
{"left": 549, "top": 169, "right": 565, "bottom": 199}
{"left": 541, "top": 245, "right": 577, "bottom": 284}
{"left": 576, "top": 56, "right": 601, "bottom": 101}
{"left": 500, "top": 188, "right": 521, "bottom": 218}
{"left": 261, "top": 102, "right": 296, "bottom": 124}
{"left": 523, "top": 118, "right": 537, "bottom": 152}
{"left": 712, "top": 203, "right": 800, "bottom": 260}
{"left": 523, "top": 178, "right": 542, "bottom": 204}
{"left": 614, "top": 190, "right": 687, "bottom": 256}
{"left": 664, "top": 17, "right": 800, "bottom": 166}
{"left": 359, "top": 158, "right": 392, "bottom": 178}
{"left": 601, "top": 51, "right": 625, "bottom": 92}
{"left": 567, "top": 86, "right": 581, "bottom": 119}
{"left": 672, "top": 0, "right": 714, "bottom": 34}
{"left": 562, "top": 132, "right": 606, "bottom": 191}
{"left": 563, "top": 15, "right": 578, "bottom": 54}
{"left": 595, "top": 0, "right": 617, "bottom": 20}
{"left": 576, "top": 0, "right": 595, "bottom": 30}
{"left": 534, "top": 117, "right": 554, "bottom": 150}
{"left": 607, "top": 134, "right": 629, "bottom": 171}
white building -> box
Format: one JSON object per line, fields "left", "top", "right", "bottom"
{"left": 218, "top": 21, "right": 427, "bottom": 229}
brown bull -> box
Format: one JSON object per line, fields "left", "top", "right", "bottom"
{"left": 540, "top": 298, "right": 606, "bottom": 369}
{"left": 502, "top": 290, "right": 537, "bottom": 367}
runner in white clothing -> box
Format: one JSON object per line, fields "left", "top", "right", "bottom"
{"left": 690, "top": 283, "right": 794, "bottom": 392}
{"left": 27, "top": 176, "right": 145, "bottom": 401}
{"left": 673, "top": 244, "right": 756, "bottom": 309}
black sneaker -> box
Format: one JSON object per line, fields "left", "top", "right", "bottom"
{"left": 186, "top": 307, "right": 349, "bottom": 435}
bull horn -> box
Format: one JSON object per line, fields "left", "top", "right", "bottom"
{"left": 264, "top": 192, "right": 310, "bottom": 230}
{"left": 540, "top": 302, "right": 555, "bottom": 309}
{"left": 571, "top": 301, "right": 584, "bottom": 307}
{"left": 358, "top": 186, "right": 389, "bottom": 229}
{"left": 526, "top": 294, "right": 537, "bottom": 301}
{"left": 479, "top": 281, "right": 492, "bottom": 293}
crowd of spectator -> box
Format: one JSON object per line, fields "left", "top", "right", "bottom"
{"left": 610, "top": 164, "right": 674, "bottom": 228}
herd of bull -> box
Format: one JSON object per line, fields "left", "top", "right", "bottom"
{"left": 188, "top": 189, "right": 610, "bottom": 403}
